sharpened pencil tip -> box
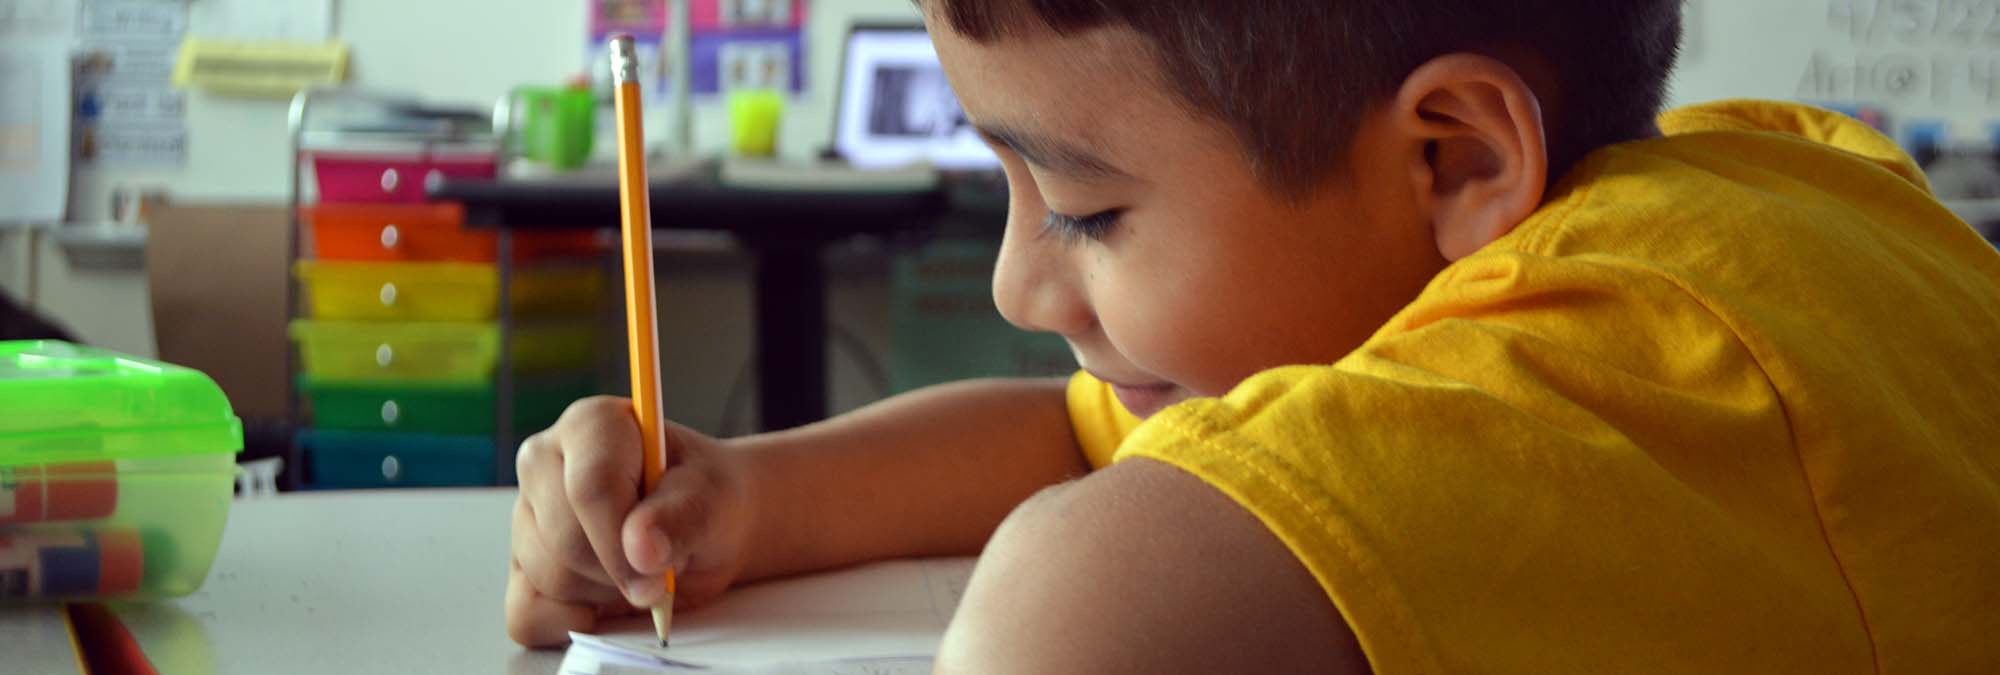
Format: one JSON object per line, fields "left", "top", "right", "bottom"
{"left": 652, "top": 601, "right": 674, "bottom": 651}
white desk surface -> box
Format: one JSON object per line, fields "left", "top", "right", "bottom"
{"left": 116, "top": 489, "right": 563, "bottom": 674}
{"left": 0, "top": 603, "right": 81, "bottom": 674}
{"left": 9, "top": 490, "right": 973, "bottom": 674}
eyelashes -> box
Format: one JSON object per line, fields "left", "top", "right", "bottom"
{"left": 1041, "top": 209, "right": 1122, "bottom": 243}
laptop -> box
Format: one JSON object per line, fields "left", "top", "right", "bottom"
{"left": 831, "top": 23, "right": 1000, "bottom": 172}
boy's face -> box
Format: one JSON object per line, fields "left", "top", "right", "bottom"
{"left": 931, "top": 15, "right": 1452, "bottom": 419}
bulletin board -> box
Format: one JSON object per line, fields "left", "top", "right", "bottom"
{"left": 689, "top": 0, "right": 808, "bottom": 95}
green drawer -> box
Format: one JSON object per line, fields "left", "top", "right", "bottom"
{"left": 303, "top": 374, "right": 595, "bottom": 435}
{"left": 302, "top": 429, "right": 506, "bottom": 488}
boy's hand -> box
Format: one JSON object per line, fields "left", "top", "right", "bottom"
{"left": 505, "top": 396, "right": 755, "bottom": 647}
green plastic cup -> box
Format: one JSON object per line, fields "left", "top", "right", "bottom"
{"left": 519, "top": 86, "right": 597, "bottom": 169}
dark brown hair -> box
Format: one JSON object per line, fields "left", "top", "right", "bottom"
{"left": 921, "top": 1, "right": 1684, "bottom": 197}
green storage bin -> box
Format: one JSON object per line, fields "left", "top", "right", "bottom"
{"left": 0, "top": 341, "right": 243, "bottom": 603}
{"left": 302, "top": 429, "right": 501, "bottom": 489}
{"left": 302, "top": 374, "right": 594, "bottom": 435}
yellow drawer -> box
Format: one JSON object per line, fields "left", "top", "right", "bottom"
{"left": 296, "top": 261, "right": 602, "bottom": 322}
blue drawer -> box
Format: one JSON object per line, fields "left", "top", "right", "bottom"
{"left": 302, "top": 429, "right": 508, "bottom": 488}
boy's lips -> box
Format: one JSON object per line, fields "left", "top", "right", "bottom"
{"left": 1110, "top": 382, "right": 1182, "bottom": 419}
{"left": 1088, "top": 370, "right": 1184, "bottom": 418}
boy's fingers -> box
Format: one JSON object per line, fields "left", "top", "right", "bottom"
{"left": 505, "top": 559, "right": 598, "bottom": 648}
{"left": 518, "top": 438, "right": 615, "bottom": 586}
{"left": 513, "top": 497, "right": 624, "bottom": 606}
{"left": 558, "top": 398, "right": 649, "bottom": 602}
{"left": 623, "top": 463, "right": 721, "bottom": 577}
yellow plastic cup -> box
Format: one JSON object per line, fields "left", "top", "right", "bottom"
{"left": 728, "top": 89, "right": 784, "bottom": 157}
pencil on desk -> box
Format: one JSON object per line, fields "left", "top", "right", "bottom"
{"left": 608, "top": 33, "right": 676, "bottom": 648}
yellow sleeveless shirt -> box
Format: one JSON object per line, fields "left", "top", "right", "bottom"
{"left": 1068, "top": 101, "right": 2000, "bottom": 674}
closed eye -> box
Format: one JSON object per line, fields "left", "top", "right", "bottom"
{"left": 1042, "top": 209, "right": 1122, "bottom": 243}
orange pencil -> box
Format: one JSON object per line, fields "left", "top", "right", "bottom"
{"left": 609, "top": 33, "right": 675, "bottom": 648}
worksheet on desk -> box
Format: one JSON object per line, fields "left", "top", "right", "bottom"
{"left": 560, "top": 557, "right": 976, "bottom": 674}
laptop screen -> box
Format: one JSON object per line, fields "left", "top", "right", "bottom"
{"left": 834, "top": 26, "right": 1001, "bottom": 171}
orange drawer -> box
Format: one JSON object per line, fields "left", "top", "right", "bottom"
{"left": 305, "top": 204, "right": 602, "bottom": 263}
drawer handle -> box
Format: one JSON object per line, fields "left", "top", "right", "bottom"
{"left": 380, "top": 224, "right": 400, "bottom": 249}
{"left": 375, "top": 343, "right": 394, "bottom": 367}
{"left": 381, "top": 455, "right": 402, "bottom": 481}
{"left": 380, "top": 400, "right": 401, "bottom": 425}
{"left": 380, "top": 168, "right": 400, "bottom": 192}
{"left": 379, "top": 282, "right": 398, "bottom": 307}
{"left": 424, "top": 169, "right": 445, "bottom": 193}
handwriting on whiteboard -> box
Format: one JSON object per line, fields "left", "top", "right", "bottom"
{"left": 1824, "top": 0, "right": 2000, "bottom": 46}
{"left": 1799, "top": 0, "right": 2000, "bottom": 103}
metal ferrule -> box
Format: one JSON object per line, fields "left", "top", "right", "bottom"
{"left": 609, "top": 35, "right": 640, "bottom": 85}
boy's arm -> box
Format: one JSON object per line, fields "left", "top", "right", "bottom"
{"left": 935, "top": 459, "right": 1370, "bottom": 674}
{"left": 729, "top": 377, "right": 1087, "bottom": 582}
{"left": 506, "top": 377, "right": 1083, "bottom": 647}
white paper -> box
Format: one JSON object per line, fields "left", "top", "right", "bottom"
{"left": 560, "top": 558, "right": 976, "bottom": 675}
{"left": 0, "top": 39, "right": 72, "bottom": 224}
{"left": 188, "top": 0, "right": 332, "bottom": 41}
{"left": 564, "top": 633, "right": 931, "bottom": 675}
{"left": 78, "top": 0, "right": 185, "bottom": 42}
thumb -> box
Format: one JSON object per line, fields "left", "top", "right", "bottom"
{"left": 621, "top": 463, "right": 725, "bottom": 584}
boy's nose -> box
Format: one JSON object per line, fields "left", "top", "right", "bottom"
{"left": 992, "top": 217, "right": 1094, "bottom": 339}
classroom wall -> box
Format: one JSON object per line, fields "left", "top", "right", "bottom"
{"left": 66, "top": 0, "right": 922, "bottom": 223}
{"left": 2, "top": 0, "right": 923, "bottom": 434}
{"left": 0, "top": 229, "right": 154, "bottom": 356}
{"left": 37, "top": 0, "right": 1995, "bottom": 227}
{"left": 6, "top": 0, "right": 1995, "bottom": 431}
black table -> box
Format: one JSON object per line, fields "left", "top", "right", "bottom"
{"left": 432, "top": 170, "right": 963, "bottom": 434}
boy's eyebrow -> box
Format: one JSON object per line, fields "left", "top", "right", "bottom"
{"left": 976, "top": 124, "right": 1132, "bottom": 180}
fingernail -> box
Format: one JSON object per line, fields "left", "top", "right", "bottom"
{"left": 625, "top": 578, "right": 661, "bottom": 606}
{"left": 649, "top": 528, "right": 674, "bottom": 571}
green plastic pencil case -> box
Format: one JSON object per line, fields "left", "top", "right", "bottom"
{"left": 0, "top": 341, "right": 243, "bottom": 603}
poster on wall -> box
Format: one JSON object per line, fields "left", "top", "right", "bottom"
{"left": 586, "top": 0, "right": 671, "bottom": 97}
{"left": 0, "top": 31, "right": 73, "bottom": 224}
{"left": 74, "top": 0, "right": 188, "bottom": 166}
{"left": 593, "top": 0, "right": 670, "bottom": 35}
{"left": 689, "top": 0, "right": 807, "bottom": 95}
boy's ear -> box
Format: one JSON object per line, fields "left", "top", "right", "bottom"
{"left": 1391, "top": 54, "right": 1549, "bottom": 261}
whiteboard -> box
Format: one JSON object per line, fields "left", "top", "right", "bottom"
{"left": 1674, "top": 0, "right": 2000, "bottom": 144}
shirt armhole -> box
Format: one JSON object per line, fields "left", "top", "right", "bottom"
{"left": 1065, "top": 370, "right": 1144, "bottom": 470}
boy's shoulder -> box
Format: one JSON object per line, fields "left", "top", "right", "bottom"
{"left": 1514, "top": 99, "right": 1932, "bottom": 257}
{"left": 1652, "top": 99, "right": 1928, "bottom": 187}
{"left": 1091, "top": 104, "right": 2000, "bottom": 675}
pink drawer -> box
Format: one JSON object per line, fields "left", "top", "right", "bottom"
{"left": 313, "top": 152, "right": 497, "bottom": 204}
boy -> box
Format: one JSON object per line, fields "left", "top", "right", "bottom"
{"left": 507, "top": 1, "right": 2000, "bottom": 672}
